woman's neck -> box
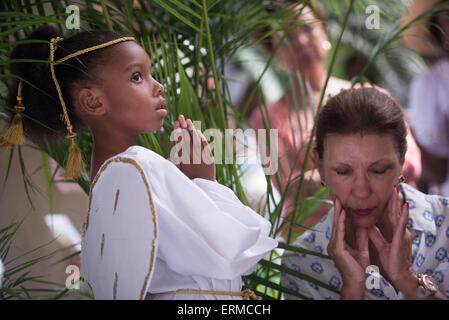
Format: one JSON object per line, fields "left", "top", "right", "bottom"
{"left": 304, "top": 64, "right": 328, "bottom": 92}
{"left": 90, "top": 129, "right": 138, "bottom": 179}
{"left": 284, "top": 63, "right": 327, "bottom": 105}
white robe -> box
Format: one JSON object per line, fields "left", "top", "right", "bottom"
{"left": 81, "top": 145, "right": 277, "bottom": 300}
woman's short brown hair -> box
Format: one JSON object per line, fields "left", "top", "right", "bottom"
{"left": 315, "top": 88, "right": 407, "bottom": 163}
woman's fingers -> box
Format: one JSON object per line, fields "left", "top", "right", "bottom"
{"left": 329, "top": 197, "right": 346, "bottom": 252}
{"left": 328, "top": 196, "right": 346, "bottom": 252}
{"left": 336, "top": 208, "right": 347, "bottom": 251}
{"left": 355, "top": 228, "right": 370, "bottom": 269}
{"left": 367, "top": 225, "right": 388, "bottom": 252}
{"left": 400, "top": 202, "right": 410, "bottom": 232}
{"left": 393, "top": 201, "right": 410, "bottom": 246}
{"left": 327, "top": 197, "right": 369, "bottom": 285}
{"left": 356, "top": 228, "right": 369, "bottom": 253}
{"left": 331, "top": 197, "right": 341, "bottom": 240}
{"left": 388, "top": 185, "right": 400, "bottom": 227}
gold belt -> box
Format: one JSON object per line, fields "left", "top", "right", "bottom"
{"left": 154, "top": 288, "right": 262, "bottom": 300}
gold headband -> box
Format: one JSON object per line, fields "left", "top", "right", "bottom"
{"left": 49, "top": 36, "right": 135, "bottom": 178}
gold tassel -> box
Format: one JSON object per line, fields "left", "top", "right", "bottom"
{"left": 63, "top": 140, "right": 83, "bottom": 179}
{"left": 2, "top": 81, "right": 26, "bottom": 145}
{"left": 3, "top": 112, "right": 25, "bottom": 145}
{"left": 242, "top": 288, "right": 262, "bottom": 300}
{"left": 0, "top": 136, "right": 11, "bottom": 149}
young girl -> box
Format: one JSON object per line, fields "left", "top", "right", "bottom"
{"left": 4, "top": 25, "right": 277, "bottom": 300}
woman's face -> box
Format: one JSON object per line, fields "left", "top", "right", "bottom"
{"left": 317, "top": 132, "right": 403, "bottom": 228}
{"left": 275, "top": 7, "right": 329, "bottom": 70}
{"left": 94, "top": 41, "right": 167, "bottom": 135}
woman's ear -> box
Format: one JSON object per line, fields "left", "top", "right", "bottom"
{"left": 258, "top": 25, "right": 275, "bottom": 53}
{"left": 313, "top": 148, "right": 324, "bottom": 181}
{"left": 76, "top": 87, "right": 106, "bottom": 117}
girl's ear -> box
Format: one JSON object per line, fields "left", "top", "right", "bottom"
{"left": 76, "top": 87, "right": 106, "bottom": 117}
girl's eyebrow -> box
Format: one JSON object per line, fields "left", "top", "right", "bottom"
{"left": 123, "top": 63, "right": 145, "bottom": 72}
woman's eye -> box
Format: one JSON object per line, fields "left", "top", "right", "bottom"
{"left": 131, "top": 72, "right": 143, "bottom": 82}
{"left": 372, "top": 169, "right": 387, "bottom": 175}
{"left": 335, "top": 169, "right": 350, "bottom": 175}
{"left": 302, "top": 24, "right": 313, "bottom": 33}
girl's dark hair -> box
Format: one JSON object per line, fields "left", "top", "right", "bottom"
{"left": 6, "top": 25, "right": 127, "bottom": 143}
{"left": 315, "top": 88, "right": 407, "bottom": 163}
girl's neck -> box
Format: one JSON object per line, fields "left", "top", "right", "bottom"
{"left": 90, "top": 130, "right": 138, "bottom": 179}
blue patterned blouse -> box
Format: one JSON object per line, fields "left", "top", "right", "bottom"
{"left": 281, "top": 184, "right": 449, "bottom": 300}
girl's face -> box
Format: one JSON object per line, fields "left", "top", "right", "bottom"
{"left": 317, "top": 133, "right": 403, "bottom": 229}
{"left": 95, "top": 41, "right": 167, "bottom": 135}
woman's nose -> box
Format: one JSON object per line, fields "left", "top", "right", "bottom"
{"left": 297, "top": 33, "right": 310, "bottom": 46}
{"left": 351, "top": 174, "right": 371, "bottom": 199}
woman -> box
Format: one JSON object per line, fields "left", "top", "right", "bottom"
{"left": 3, "top": 25, "right": 277, "bottom": 299}
{"left": 249, "top": 3, "right": 422, "bottom": 236}
{"left": 281, "top": 88, "right": 449, "bottom": 300}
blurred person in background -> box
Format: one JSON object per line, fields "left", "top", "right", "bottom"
{"left": 249, "top": 2, "right": 349, "bottom": 238}
{"left": 401, "top": 0, "right": 449, "bottom": 196}
{"left": 249, "top": 1, "right": 422, "bottom": 238}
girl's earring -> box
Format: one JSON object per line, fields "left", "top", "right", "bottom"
{"left": 320, "top": 180, "right": 327, "bottom": 187}
{"left": 398, "top": 174, "right": 406, "bottom": 184}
